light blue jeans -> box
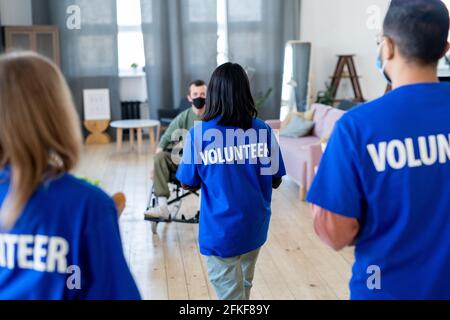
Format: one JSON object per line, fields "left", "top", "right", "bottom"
{"left": 205, "top": 248, "right": 261, "bottom": 300}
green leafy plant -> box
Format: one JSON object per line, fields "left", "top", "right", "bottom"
{"left": 131, "top": 63, "right": 139, "bottom": 69}
{"left": 316, "top": 83, "right": 334, "bottom": 106}
{"left": 255, "top": 88, "right": 273, "bottom": 110}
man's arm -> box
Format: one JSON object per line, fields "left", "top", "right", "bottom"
{"left": 311, "top": 204, "right": 360, "bottom": 251}
{"left": 159, "top": 113, "right": 184, "bottom": 150}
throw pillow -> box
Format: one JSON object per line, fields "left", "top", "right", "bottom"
{"left": 303, "top": 108, "right": 315, "bottom": 121}
{"left": 281, "top": 109, "right": 316, "bottom": 130}
{"left": 280, "top": 116, "right": 315, "bottom": 138}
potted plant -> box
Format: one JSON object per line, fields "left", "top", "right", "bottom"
{"left": 255, "top": 88, "right": 273, "bottom": 110}
{"left": 130, "top": 63, "right": 139, "bottom": 73}
{"left": 316, "top": 83, "right": 334, "bottom": 106}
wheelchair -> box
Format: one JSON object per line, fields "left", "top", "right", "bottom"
{"left": 145, "top": 172, "right": 200, "bottom": 234}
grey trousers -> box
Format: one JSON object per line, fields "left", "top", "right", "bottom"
{"left": 206, "top": 248, "right": 261, "bottom": 300}
{"left": 153, "top": 151, "right": 178, "bottom": 198}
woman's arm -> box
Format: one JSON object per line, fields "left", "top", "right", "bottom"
{"left": 81, "top": 198, "right": 141, "bottom": 300}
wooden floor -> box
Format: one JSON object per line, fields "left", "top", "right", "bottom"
{"left": 74, "top": 143, "right": 355, "bottom": 300}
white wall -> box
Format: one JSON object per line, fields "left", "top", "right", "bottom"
{"left": 0, "top": 0, "right": 32, "bottom": 26}
{"left": 300, "top": 0, "right": 390, "bottom": 101}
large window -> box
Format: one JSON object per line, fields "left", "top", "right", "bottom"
{"left": 116, "top": 0, "right": 146, "bottom": 75}
{"left": 117, "top": 0, "right": 450, "bottom": 73}
{"left": 118, "top": 0, "right": 225, "bottom": 72}
{"left": 116, "top": 0, "right": 265, "bottom": 71}
{"left": 217, "top": 0, "right": 229, "bottom": 65}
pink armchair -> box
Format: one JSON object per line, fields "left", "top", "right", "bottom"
{"left": 267, "top": 104, "right": 345, "bottom": 200}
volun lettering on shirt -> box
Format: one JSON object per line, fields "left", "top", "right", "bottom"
{"left": 367, "top": 134, "right": 450, "bottom": 172}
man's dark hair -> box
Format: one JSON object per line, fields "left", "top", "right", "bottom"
{"left": 188, "top": 80, "right": 206, "bottom": 95}
{"left": 203, "top": 63, "right": 257, "bottom": 130}
{"left": 383, "top": 0, "right": 449, "bottom": 65}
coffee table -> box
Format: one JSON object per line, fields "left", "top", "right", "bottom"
{"left": 111, "top": 120, "right": 161, "bottom": 153}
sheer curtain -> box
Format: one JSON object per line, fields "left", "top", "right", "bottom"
{"left": 227, "top": 0, "right": 301, "bottom": 119}
{"left": 140, "top": 0, "right": 218, "bottom": 119}
{"left": 46, "top": 0, "right": 121, "bottom": 134}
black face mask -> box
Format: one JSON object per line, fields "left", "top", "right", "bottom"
{"left": 192, "top": 97, "right": 206, "bottom": 109}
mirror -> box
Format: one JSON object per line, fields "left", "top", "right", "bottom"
{"left": 280, "top": 41, "right": 312, "bottom": 121}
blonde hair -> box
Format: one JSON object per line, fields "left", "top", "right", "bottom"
{"left": 0, "top": 52, "right": 82, "bottom": 229}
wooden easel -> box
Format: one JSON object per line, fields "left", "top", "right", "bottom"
{"left": 330, "top": 55, "right": 365, "bottom": 105}
{"left": 84, "top": 120, "right": 112, "bottom": 145}
{"left": 83, "top": 89, "right": 112, "bottom": 145}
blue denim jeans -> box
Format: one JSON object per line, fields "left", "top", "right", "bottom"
{"left": 205, "top": 248, "right": 261, "bottom": 300}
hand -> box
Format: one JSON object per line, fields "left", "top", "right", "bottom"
{"left": 112, "top": 192, "right": 126, "bottom": 218}
{"left": 181, "top": 183, "right": 200, "bottom": 192}
{"left": 150, "top": 168, "right": 155, "bottom": 180}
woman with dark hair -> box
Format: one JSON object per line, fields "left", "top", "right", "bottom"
{"left": 176, "top": 63, "right": 286, "bottom": 300}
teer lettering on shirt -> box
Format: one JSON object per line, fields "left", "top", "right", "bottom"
{"left": 0, "top": 234, "right": 69, "bottom": 274}
{"left": 367, "top": 133, "right": 450, "bottom": 172}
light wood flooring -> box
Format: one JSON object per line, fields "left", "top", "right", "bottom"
{"left": 74, "top": 143, "right": 354, "bottom": 300}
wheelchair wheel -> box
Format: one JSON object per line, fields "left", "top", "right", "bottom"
{"left": 147, "top": 186, "right": 157, "bottom": 211}
{"left": 168, "top": 184, "right": 184, "bottom": 220}
{"left": 171, "top": 198, "right": 183, "bottom": 219}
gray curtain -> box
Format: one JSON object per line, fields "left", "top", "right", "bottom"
{"left": 32, "top": 0, "right": 51, "bottom": 25}
{"left": 227, "top": 0, "right": 301, "bottom": 120}
{"left": 141, "top": 0, "right": 218, "bottom": 119}
{"left": 41, "top": 0, "right": 121, "bottom": 136}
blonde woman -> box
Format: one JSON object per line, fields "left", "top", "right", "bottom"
{"left": 0, "top": 52, "right": 141, "bottom": 300}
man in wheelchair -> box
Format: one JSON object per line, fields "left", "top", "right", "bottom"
{"left": 144, "top": 80, "right": 207, "bottom": 221}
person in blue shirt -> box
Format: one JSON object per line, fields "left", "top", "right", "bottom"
{"left": 176, "top": 62, "right": 286, "bottom": 300}
{"left": 307, "top": 0, "right": 450, "bottom": 300}
{"left": 0, "top": 52, "right": 141, "bottom": 300}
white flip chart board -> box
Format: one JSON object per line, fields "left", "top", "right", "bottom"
{"left": 83, "top": 89, "right": 111, "bottom": 121}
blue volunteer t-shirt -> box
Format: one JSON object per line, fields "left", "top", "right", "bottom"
{"left": 307, "top": 82, "right": 450, "bottom": 300}
{"left": 177, "top": 117, "right": 286, "bottom": 258}
{"left": 0, "top": 167, "right": 141, "bottom": 300}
